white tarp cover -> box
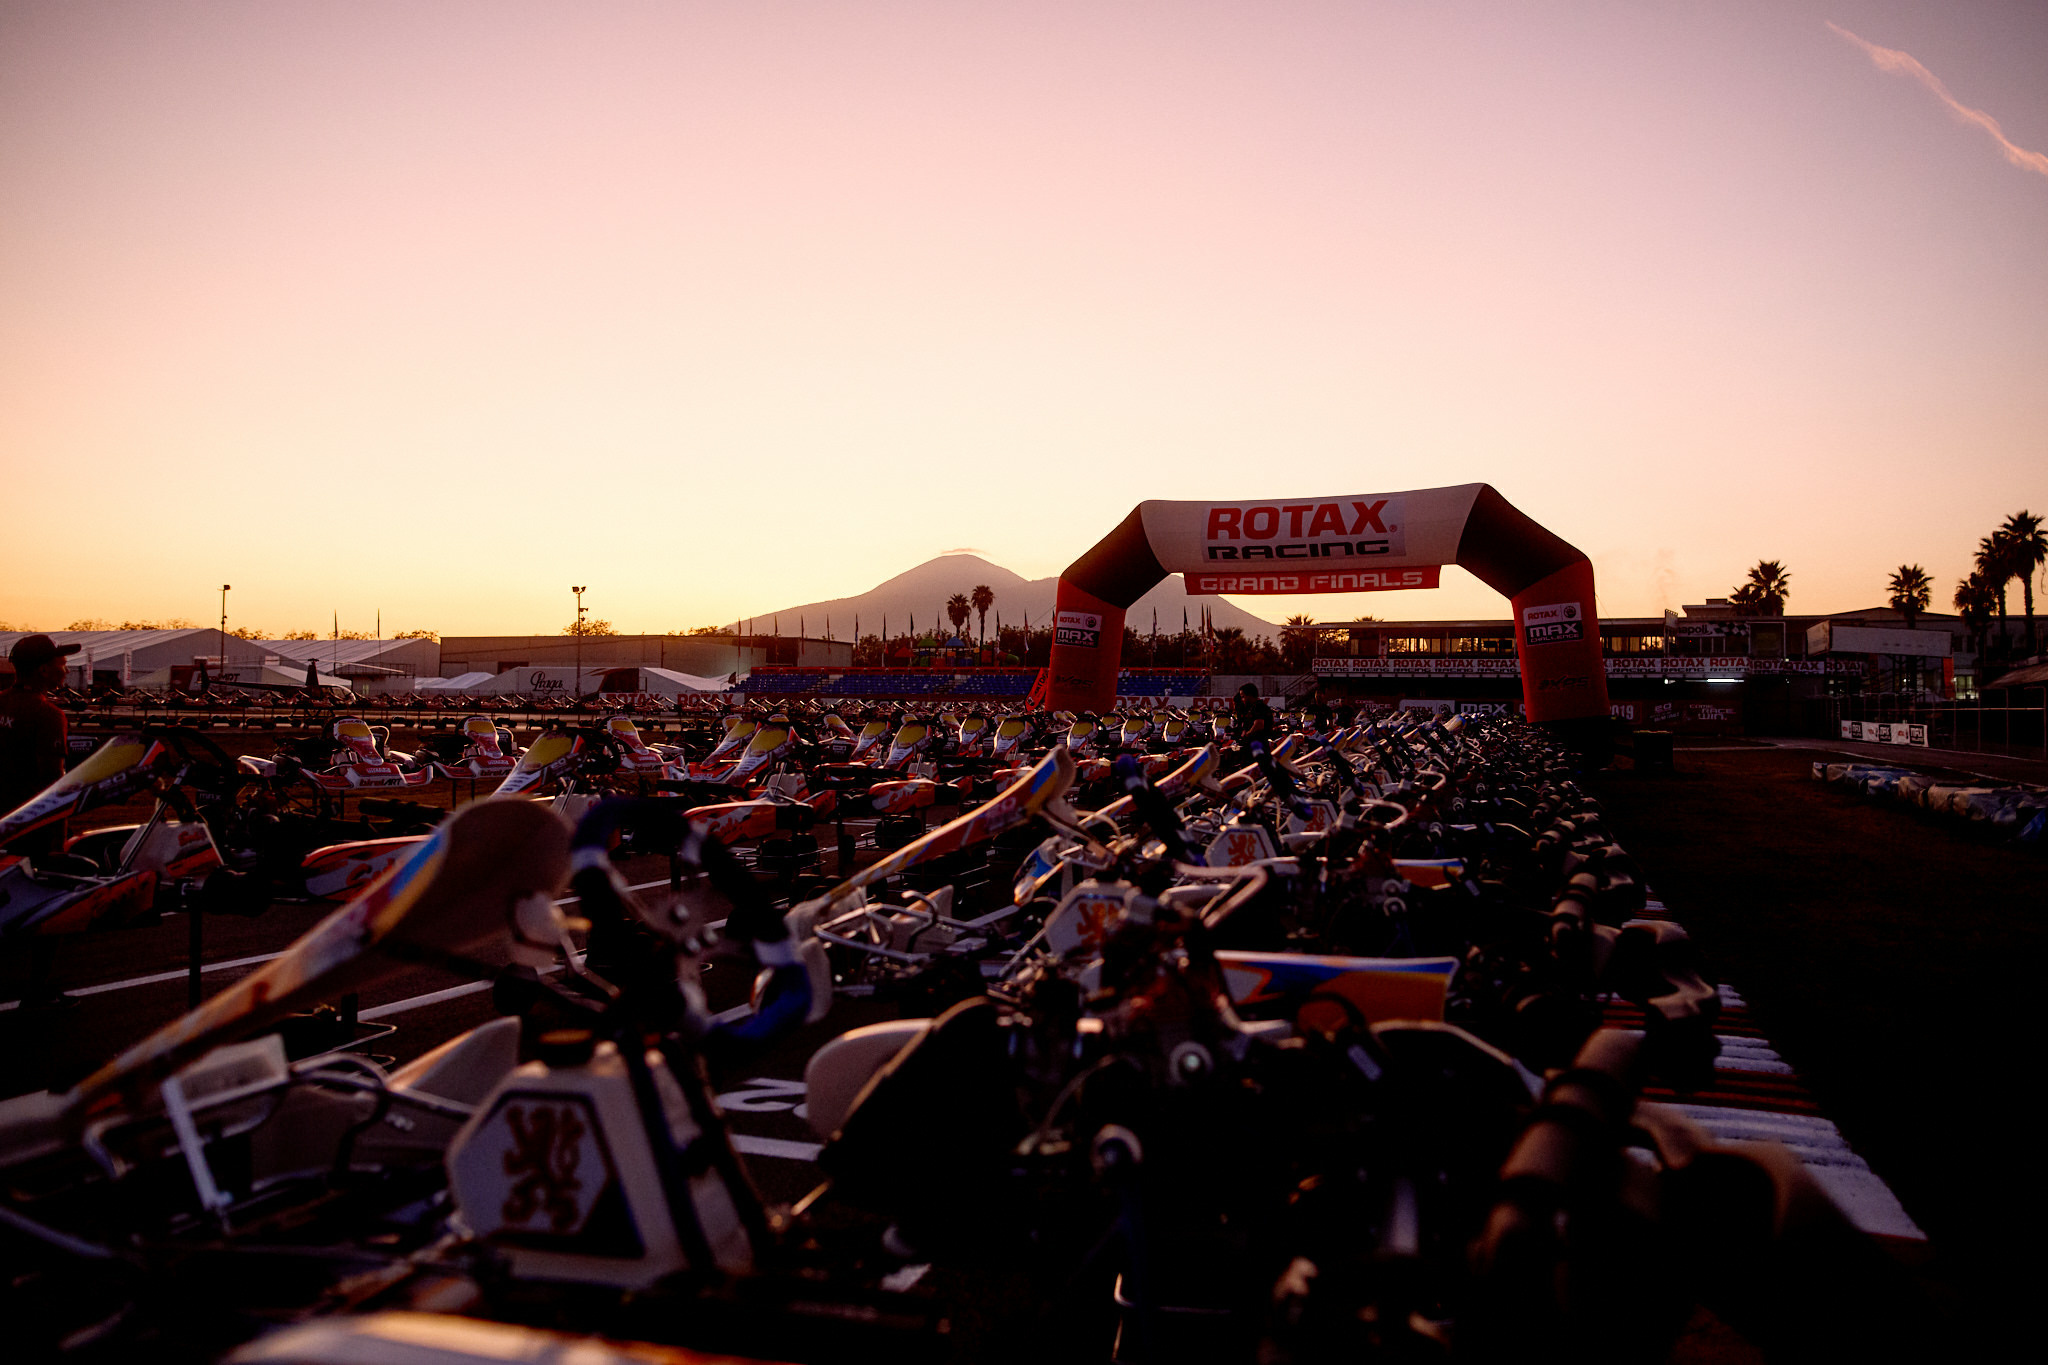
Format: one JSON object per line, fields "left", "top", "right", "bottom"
{"left": 417, "top": 672, "right": 495, "bottom": 691}
{"left": 632, "top": 667, "right": 732, "bottom": 696}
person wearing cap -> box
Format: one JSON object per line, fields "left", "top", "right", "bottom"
{"left": 3, "top": 636, "right": 82, "bottom": 1008}
{"left": 1, "top": 634, "right": 79, "bottom": 848}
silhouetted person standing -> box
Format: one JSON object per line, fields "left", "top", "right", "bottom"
{"left": 1, "top": 635, "right": 78, "bottom": 850}
{"left": 1232, "top": 683, "right": 1275, "bottom": 745}
{"left": 2, "top": 634, "right": 81, "bottom": 1008}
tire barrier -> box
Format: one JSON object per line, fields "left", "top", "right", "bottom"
{"left": 1813, "top": 761, "right": 2048, "bottom": 843}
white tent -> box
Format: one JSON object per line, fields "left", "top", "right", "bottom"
{"left": 471, "top": 666, "right": 587, "bottom": 697}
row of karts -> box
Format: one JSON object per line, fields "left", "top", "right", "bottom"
{"left": 0, "top": 707, "right": 1926, "bottom": 1362}
{"left": 0, "top": 703, "right": 1257, "bottom": 943}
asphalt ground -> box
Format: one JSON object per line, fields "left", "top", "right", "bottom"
{"left": 1589, "top": 746, "right": 2046, "bottom": 1352}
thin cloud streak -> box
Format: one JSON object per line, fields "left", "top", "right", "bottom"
{"left": 1828, "top": 21, "right": 2048, "bottom": 180}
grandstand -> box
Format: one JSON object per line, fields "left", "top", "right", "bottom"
{"left": 742, "top": 671, "right": 834, "bottom": 696}
{"left": 740, "top": 667, "right": 1209, "bottom": 701}
{"left": 1115, "top": 671, "right": 1208, "bottom": 698}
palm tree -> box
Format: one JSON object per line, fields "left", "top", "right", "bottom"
{"left": 1730, "top": 560, "right": 1791, "bottom": 616}
{"left": 1212, "top": 625, "right": 1246, "bottom": 672}
{"left": 1281, "top": 614, "right": 1319, "bottom": 670}
{"left": 2000, "top": 510, "right": 2045, "bottom": 657}
{"left": 1886, "top": 565, "right": 1932, "bottom": 629}
{"left": 1976, "top": 533, "right": 2015, "bottom": 656}
{"left": 971, "top": 584, "right": 995, "bottom": 651}
{"left": 1954, "top": 574, "right": 1996, "bottom": 657}
{"left": 945, "top": 593, "right": 971, "bottom": 639}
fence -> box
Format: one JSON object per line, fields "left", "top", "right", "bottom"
{"left": 1830, "top": 688, "right": 2048, "bottom": 760}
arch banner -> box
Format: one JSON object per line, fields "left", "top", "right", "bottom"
{"left": 1047, "top": 483, "right": 1610, "bottom": 728}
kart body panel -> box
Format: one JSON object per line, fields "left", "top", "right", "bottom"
{"left": 686, "top": 800, "right": 780, "bottom": 845}
{"left": 1215, "top": 950, "right": 1459, "bottom": 1025}
{"left": 849, "top": 721, "right": 889, "bottom": 760}
{"left": 705, "top": 718, "right": 758, "bottom": 764}
{"left": 494, "top": 731, "right": 583, "bottom": 797}
{"left": 0, "top": 734, "right": 169, "bottom": 848}
{"left": 868, "top": 778, "right": 937, "bottom": 814}
{"left": 69, "top": 799, "right": 571, "bottom": 1114}
{"left": 300, "top": 835, "right": 432, "bottom": 900}
{"left": 991, "top": 717, "right": 1033, "bottom": 757}
{"left": 724, "top": 724, "right": 793, "bottom": 787}
{"left": 603, "top": 716, "right": 676, "bottom": 779}
{"left": 433, "top": 716, "right": 519, "bottom": 782}
{"left": 0, "top": 858, "right": 158, "bottom": 939}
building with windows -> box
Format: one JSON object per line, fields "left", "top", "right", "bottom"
{"left": 1309, "top": 601, "right": 1975, "bottom": 733}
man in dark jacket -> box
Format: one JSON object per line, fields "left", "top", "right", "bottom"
{"left": 2, "top": 635, "right": 81, "bottom": 1008}
{"left": 1, "top": 635, "right": 78, "bottom": 851}
{"left": 1231, "top": 683, "right": 1275, "bottom": 745}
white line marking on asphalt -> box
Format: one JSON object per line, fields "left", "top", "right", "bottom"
{"left": 356, "top": 980, "right": 492, "bottom": 1020}
{"left": 354, "top": 976, "right": 758, "bottom": 1026}
{"left": 729, "top": 1133, "right": 822, "bottom": 1162}
{"left": 0, "top": 952, "right": 285, "bottom": 1012}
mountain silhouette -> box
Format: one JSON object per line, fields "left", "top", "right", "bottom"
{"left": 728, "top": 553, "right": 1280, "bottom": 641}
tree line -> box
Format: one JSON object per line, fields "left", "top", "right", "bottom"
{"left": 1729, "top": 509, "right": 2044, "bottom": 664}
{"left": 1948, "top": 511, "right": 2044, "bottom": 662}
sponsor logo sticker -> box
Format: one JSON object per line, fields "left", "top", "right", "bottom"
{"left": 1522, "top": 601, "right": 1584, "bottom": 646}
{"left": 1054, "top": 610, "right": 1101, "bottom": 648}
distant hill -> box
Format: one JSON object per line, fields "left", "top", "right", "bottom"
{"left": 728, "top": 553, "right": 1280, "bottom": 641}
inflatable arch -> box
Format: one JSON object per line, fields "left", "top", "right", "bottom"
{"left": 1046, "top": 483, "right": 1611, "bottom": 731}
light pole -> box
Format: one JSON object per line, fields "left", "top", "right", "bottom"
{"left": 572, "top": 586, "right": 587, "bottom": 705}
{"left": 219, "top": 585, "right": 231, "bottom": 692}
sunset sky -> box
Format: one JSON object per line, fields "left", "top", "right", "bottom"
{"left": 3, "top": 1, "right": 2043, "bottom": 639}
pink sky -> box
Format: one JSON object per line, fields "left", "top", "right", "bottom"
{"left": 3, "top": 1, "right": 2043, "bottom": 638}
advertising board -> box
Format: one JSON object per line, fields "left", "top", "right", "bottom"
{"left": 1839, "top": 720, "right": 1929, "bottom": 747}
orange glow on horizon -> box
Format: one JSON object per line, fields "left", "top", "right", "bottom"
{"left": 1, "top": 4, "right": 2041, "bottom": 638}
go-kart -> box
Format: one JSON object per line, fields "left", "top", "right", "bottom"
{"left": 423, "top": 714, "right": 521, "bottom": 783}
{"left": 600, "top": 714, "right": 685, "bottom": 782}
{"left": 0, "top": 733, "right": 194, "bottom": 939}
{"left": 990, "top": 712, "right": 1034, "bottom": 758}
{"left": 240, "top": 717, "right": 437, "bottom": 794}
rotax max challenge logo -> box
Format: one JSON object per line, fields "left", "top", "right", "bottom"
{"left": 1521, "top": 601, "right": 1584, "bottom": 647}
{"left": 1054, "top": 610, "right": 1102, "bottom": 649}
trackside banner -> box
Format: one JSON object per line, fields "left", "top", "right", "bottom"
{"left": 1047, "top": 483, "right": 1610, "bottom": 726}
